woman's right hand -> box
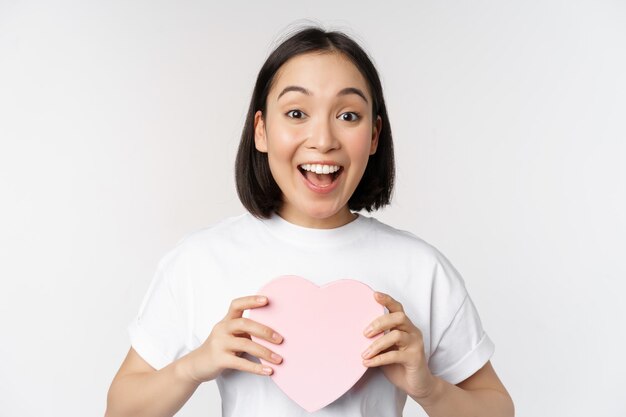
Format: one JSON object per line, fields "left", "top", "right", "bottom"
{"left": 182, "top": 295, "right": 283, "bottom": 383}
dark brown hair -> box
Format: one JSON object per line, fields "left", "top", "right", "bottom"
{"left": 235, "top": 25, "right": 395, "bottom": 218}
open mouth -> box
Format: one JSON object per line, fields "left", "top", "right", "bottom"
{"left": 298, "top": 165, "right": 343, "bottom": 188}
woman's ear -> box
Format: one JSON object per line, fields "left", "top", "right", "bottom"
{"left": 254, "top": 110, "right": 268, "bottom": 153}
{"left": 370, "top": 115, "right": 382, "bottom": 155}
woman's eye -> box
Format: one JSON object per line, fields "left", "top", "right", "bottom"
{"left": 286, "top": 110, "right": 306, "bottom": 119}
{"left": 339, "top": 112, "right": 360, "bottom": 122}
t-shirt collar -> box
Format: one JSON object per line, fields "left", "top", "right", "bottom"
{"left": 258, "top": 211, "right": 370, "bottom": 247}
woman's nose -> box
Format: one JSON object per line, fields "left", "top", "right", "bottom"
{"left": 306, "top": 118, "right": 339, "bottom": 152}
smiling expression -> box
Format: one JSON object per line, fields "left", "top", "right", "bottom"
{"left": 254, "top": 52, "right": 381, "bottom": 229}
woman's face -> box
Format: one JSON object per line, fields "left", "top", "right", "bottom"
{"left": 254, "top": 52, "right": 381, "bottom": 229}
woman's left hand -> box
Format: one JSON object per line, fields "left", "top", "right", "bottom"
{"left": 361, "top": 291, "right": 437, "bottom": 400}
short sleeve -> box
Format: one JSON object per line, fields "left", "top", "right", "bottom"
{"left": 428, "top": 295, "right": 495, "bottom": 384}
{"left": 427, "top": 249, "right": 495, "bottom": 385}
{"left": 127, "top": 244, "right": 193, "bottom": 371}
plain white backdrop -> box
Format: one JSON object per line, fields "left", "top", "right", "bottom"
{"left": 1, "top": 1, "right": 625, "bottom": 416}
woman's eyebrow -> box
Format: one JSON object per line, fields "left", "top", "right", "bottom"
{"left": 277, "top": 85, "right": 369, "bottom": 104}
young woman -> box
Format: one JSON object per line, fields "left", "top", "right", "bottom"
{"left": 106, "top": 25, "right": 514, "bottom": 417}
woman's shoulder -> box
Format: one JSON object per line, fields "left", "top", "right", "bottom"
{"left": 366, "top": 215, "right": 468, "bottom": 290}
{"left": 175, "top": 212, "right": 256, "bottom": 247}
{"left": 366, "top": 215, "right": 439, "bottom": 255}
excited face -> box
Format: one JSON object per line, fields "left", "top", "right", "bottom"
{"left": 254, "top": 52, "right": 381, "bottom": 229}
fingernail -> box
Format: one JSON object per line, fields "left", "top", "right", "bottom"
{"left": 361, "top": 348, "right": 371, "bottom": 358}
{"left": 364, "top": 325, "right": 373, "bottom": 335}
{"left": 257, "top": 296, "right": 267, "bottom": 303}
{"left": 262, "top": 366, "right": 273, "bottom": 375}
{"left": 271, "top": 352, "right": 282, "bottom": 362}
{"left": 272, "top": 332, "right": 282, "bottom": 341}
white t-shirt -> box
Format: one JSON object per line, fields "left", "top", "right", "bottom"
{"left": 128, "top": 211, "right": 495, "bottom": 416}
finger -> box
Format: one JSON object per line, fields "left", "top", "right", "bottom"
{"left": 362, "top": 349, "right": 403, "bottom": 367}
{"left": 225, "top": 295, "right": 269, "bottom": 320}
{"left": 361, "top": 329, "right": 406, "bottom": 360}
{"left": 373, "top": 292, "right": 404, "bottom": 313}
{"left": 363, "top": 311, "right": 411, "bottom": 337}
{"left": 228, "top": 336, "right": 284, "bottom": 365}
{"left": 228, "top": 317, "right": 283, "bottom": 344}
{"left": 223, "top": 353, "right": 276, "bottom": 376}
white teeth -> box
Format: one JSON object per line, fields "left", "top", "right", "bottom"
{"left": 299, "top": 164, "right": 341, "bottom": 174}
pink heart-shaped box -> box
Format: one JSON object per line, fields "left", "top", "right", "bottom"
{"left": 247, "top": 275, "right": 386, "bottom": 412}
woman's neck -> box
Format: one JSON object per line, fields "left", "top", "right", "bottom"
{"left": 276, "top": 206, "right": 357, "bottom": 229}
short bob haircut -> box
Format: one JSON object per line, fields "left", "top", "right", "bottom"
{"left": 235, "top": 25, "right": 395, "bottom": 219}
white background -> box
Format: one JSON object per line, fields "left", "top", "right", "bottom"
{"left": 1, "top": 1, "right": 625, "bottom": 416}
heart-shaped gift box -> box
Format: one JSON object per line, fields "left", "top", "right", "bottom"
{"left": 247, "top": 275, "right": 386, "bottom": 412}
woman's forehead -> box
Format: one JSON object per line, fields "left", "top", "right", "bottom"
{"left": 269, "top": 52, "right": 371, "bottom": 101}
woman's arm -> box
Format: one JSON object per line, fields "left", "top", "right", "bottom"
{"left": 105, "top": 347, "right": 200, "bottom": 417}
{"left": 106, "top": 295, "right": 286, "bottom": 417}
{"left": 411, "top": 361, "right": 514, "bottom": 417}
